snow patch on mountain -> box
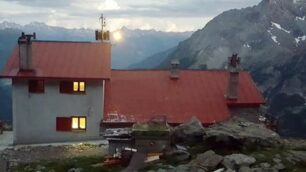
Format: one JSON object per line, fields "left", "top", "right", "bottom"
{"left": 243, "top": 43, "right": 251, "bottom": 48}
{"left": 268, "top": 29, "right": 280, "bottom": 45}
{"left": 295, "top": 16, "right": 305, "bottom": 21}
{"left": 293, "top": 0, "right": 303, "bottom": 4}
{"left": 295, "top": 35, "right": 306, "bottom": 45}
{"left": 271, "top": 22, "right": 291, "bottom": 33}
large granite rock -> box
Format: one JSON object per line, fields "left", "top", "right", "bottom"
{"left": 205, "top": 117, "right": 281, "bottom": 148}
{"left": 189, "top": 150, "right": 223, "bottom": 171}
{"left": 160, "top": 150, "right": 223, "bottom": 172}
{"left": 163, "top": 149, "right": 191, "bottom": 162}
{"left": 173, "top": 117, "right": 205, "bottom": 143}
{"left": 222, "top": 153, "right": 256, "bottom": 170}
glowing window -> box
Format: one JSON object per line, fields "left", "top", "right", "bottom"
{"left": 73, "top": 82, "right": 85, "bottom": 92}
{"left": 73, "top": 82, "right": 79, "bottom": 91}
{"left": 72, "top": 117, "right": 79, "bottom": 129}
{"left": 71, "top": 116, "right": 86, "bottom": 130}
{"left": 79, "top": 82, "right": 85, "bottom": 92}
{"left": 60, "top": 81, "right": 86, "bottom": 93}
{"left": 79, "top": 117, "right": 86, "bottom": 129}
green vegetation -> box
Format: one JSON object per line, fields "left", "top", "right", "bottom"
{"left": 132, "top": 122, "right": 171, "bottom": 138}
{"left": 11, "top": 156, "right": 123, "bottom": 172}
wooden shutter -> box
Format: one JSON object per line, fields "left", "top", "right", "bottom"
{"left": 29, "top": 80, "right": 44, "bottom": 93}
{"left": 56, "top": 117, "right": 72, "bottom": 131}
{"left": 60, "top": 81, "right": 73, "bottom": 93}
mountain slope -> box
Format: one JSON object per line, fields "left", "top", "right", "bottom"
{"left": 0, "top": 29, "right": 21, "bottom": 122}
{"left": 160, "top": 0, "right": 306, "bottom": 70}
{"left": 150, "top": 0, "right": 306, "bottom": 137}
{"left": 128, "top": 47, "right": 176, "bottom": 69}
{"left": 0, "top": 28, "right": 21, "bottom": 69}
{"left": 112, "top": 27, "right": 192, "bottom": 68}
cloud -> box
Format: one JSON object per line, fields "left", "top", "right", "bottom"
{"left": 98, "top": 0, "right": 120, "bottom": 10}
{"left": 2, "top": 0, "right": 72, "bottom": 8}
{"left": 0, "top": 0, "right": 262, "bottom": 31}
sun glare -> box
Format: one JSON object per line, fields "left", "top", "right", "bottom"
{"left": 113, "top": 31, "right": 122, "bottom": 42}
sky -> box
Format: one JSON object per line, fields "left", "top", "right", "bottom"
{"left": 0, "top": 0, "right": 262, "bottom": 32}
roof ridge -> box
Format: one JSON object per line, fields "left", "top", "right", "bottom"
{"left": 33, "top": 40, "right": 93, "bottom": 43}
{"left": 111, "top": 69, "right": 247, "bottom": 72}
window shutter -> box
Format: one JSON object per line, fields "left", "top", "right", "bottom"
{"left": 37, "top": 81, "right": 44, "bottom": 92}
{"left": 29, "top": 80, "right": 36, "bottom": 93}
{"left": 56, "top": 117, "right": 72, "bottom": 131}
{"left": 60, "top": 81, "right": 73, "bottom": 93}
{"left": 29, "top": 80, "right": 44, "bottom": 93}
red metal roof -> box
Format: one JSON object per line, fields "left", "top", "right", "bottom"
{"left": 103, "top": 70, "right": 265, "bottom": 124}
{"left": 0, "top": 41, "right": 111, "bottom": 80}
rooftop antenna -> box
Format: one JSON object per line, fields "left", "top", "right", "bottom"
{"left": 100, "top": 13, "right": 106, "bottom": 34}
{"left": 95, "top": 14, "right": 110, "bottom": 42}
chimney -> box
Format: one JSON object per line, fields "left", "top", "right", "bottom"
{"left": 18, "top": 32, "right": 36, "bottom": 71}
{"left": 226, "top": 53, "right": 241, "bottom": 100}
{"left": 170, "top": 59, "right": 180, "bottom": 79}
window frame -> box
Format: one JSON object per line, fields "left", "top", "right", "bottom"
{"left": 28, "top": 80, "right": 45, "bottom": 93}
{"left": 59, "top": 81, "right": 86, "bottom": 94}
{"left": 71, "top": 116, "right": 87, "bottom": 131}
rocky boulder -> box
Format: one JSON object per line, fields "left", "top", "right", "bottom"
{"left": 162, "top": 149, "right": 191, "bottom": 162}
{"left": 205, "top": 117, "right": 281, "bottom": 149}
{"left": 222, "top": 153, "right": 256, "bottom": 170}
{"left": 173, "top": 116, "right": 205, "bottom": 143}
{"left": 67, "top": 168, "right": 83, "bottom": 172}
{"left": 189, "top": 150, "right": 223, "bottom": 171}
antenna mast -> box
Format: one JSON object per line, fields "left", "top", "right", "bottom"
{"left": 100, "top": 14, "right": 106, "bottom": 34}
{"left": 95, "top": 14, "right": 110, "bottom": 42}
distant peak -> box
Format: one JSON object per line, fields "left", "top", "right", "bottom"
{"left": 120, "top": 26, "right": 129, "bottom": 31}
{"left": 0, "top": 21, "right": 22, "bottom": 29}
{"left": 259, "top": 0, "right": 305, "bottom": 6}
{"left": 26, "top": 22, "right": 47, "bottom": 27}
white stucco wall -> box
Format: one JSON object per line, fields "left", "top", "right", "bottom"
{"left": 12, "top": 79, "right": 104, "bottom": 144}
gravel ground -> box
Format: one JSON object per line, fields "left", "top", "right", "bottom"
{"left": 0, "top": 131, "right": 13, "bottom": 151}
{"left": 0, "top": 142, "right": 108, "bottom": 163}
{"left": 0, "top": 133, "right": 109, "bottom": 171}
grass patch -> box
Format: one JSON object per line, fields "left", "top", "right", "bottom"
{"left": 11, "top": 156, "right": 123, "bottom": 172}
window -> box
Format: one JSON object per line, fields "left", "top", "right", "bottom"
{"left": 73, "top": 82, "right": 85, "bottom": 92}
{"left": 71, "top": 116, "right": 86, "bottom": 130}
{"left": 60, "top": 81, "right": 85, "bottom": 93}
{"left": 29, "top": 80, "right": 44, "bottom": 93}
{"left": 56, "top": 116, "right": 86, "bottom": 132}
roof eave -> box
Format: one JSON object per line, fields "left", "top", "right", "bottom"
{"left": 0, "top": 75, "right": 110, "bottom": 81}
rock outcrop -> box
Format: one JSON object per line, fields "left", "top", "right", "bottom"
{"left": 173, "top": 116, "right": 205, "bottom": 143}
{"left": 204, "top": 116, "right": 281, "bottom": 148}
{"left": 188, "top": 150, "right": 223, "bottom": 171}
{"left": 222, "top": 153, "right": 256, "bottom": 170}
